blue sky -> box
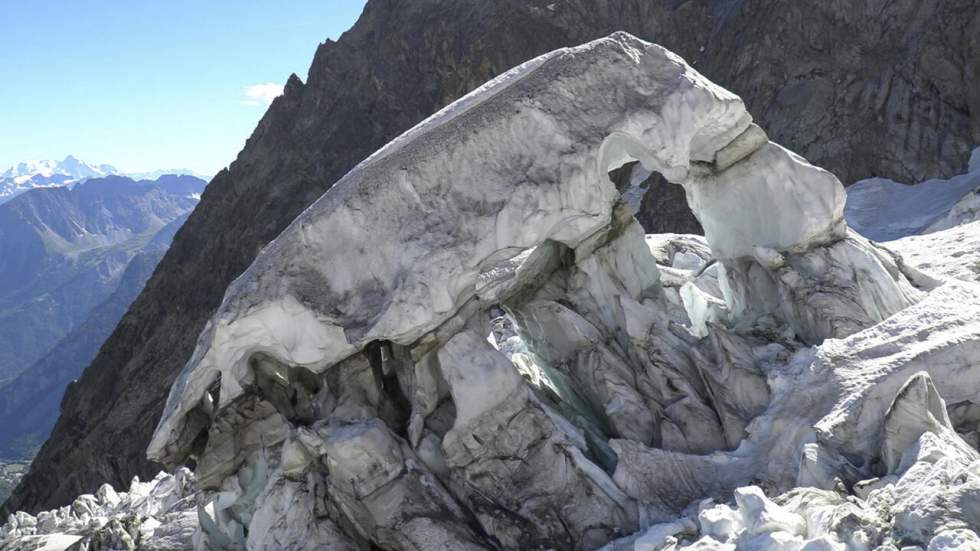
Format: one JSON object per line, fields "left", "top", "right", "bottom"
{"left": 0, "top": 1, "right": 367, "bottom": 176}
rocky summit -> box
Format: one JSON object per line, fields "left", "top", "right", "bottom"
{"left": 7, "top": 31, "right": 980, "bottom": 550}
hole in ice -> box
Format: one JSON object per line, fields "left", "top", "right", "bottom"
{"left": 363, "top": 340, "right": 413, "bottom": 436}
{"left": 248, "top": 352, "right": 326, "bottom": 425}
{"left": 607, "top": 160, "right": 703, "bottom": 235}
{"left": 948, "top": 400, "right": 980, "bottom": 450}
{"left": 608, "top": 160, "right": 652, "bottom": 216}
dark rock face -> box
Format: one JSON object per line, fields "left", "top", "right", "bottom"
{"left": 6, "top": 0, "right": 979, "bottom": 514}
{"left": 610, "top": 162, "right": 703, "bottom": 235}
{"left": 638, "top": 171, "right": 704, "bottom": 235}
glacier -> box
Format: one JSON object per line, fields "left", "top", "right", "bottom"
{"left": 844, "top": 147, "right": 980, "bottom": 242}
{"left": 7, "top": 32, "right": 980, "bottom": 550}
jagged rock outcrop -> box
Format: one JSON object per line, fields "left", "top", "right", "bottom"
{"left": 9, "top": 0, "right": 980, "bottom": 517}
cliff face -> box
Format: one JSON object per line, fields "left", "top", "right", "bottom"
{"left": 6, "top": 0, "right": 979, "bottom": 514}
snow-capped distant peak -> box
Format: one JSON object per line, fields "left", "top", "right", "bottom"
{"left": 1, "top": 156, "right": 122, "bottom": 183}
{"left": 0, "top": 156, "right": 127, "bottom": 203}
{"left": 0, "top": 157, "right": 211, "bottom": 205}
{"left": 0, "top": 156, "right": 212, "bottom": 205}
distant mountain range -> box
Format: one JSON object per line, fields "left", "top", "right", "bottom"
{"left": 0, "top": 173, "right": 206, "bottom": 385}
{"left": 0, "top": 173, "right": 206, "bottom": 458}
{"left": 0, "top": 156, "right": 208, "bottom": 461}
{"left": 0, "top": 156, "right": 208, "bottom": 204}
{"left": 0, "top": 213, "right": 193, "bottom": 461}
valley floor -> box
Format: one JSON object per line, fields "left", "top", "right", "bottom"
{"left": 0, "top": 461, "right": 28, "bottom": 507}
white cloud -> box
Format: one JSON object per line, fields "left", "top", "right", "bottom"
{"left": 240, "top": 82, "right": 284, "bottom": 106}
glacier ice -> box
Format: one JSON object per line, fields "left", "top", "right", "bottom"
{"left": 139, "top": 32, "right": 936, "bottom": 550}
{"left": 883, "top": 220, "right": 980, "bottom": 285}
{"left": 9, "top": 33, "right": 980, "bottom": 550}
{"left": 148, "top": 31, "right": 916, "bottom": 467}
{"left": 845, "top": 146, "right": 980, "bottom": 241}
{"left": 0, "top": 469, "right": 197, "bottom": 550}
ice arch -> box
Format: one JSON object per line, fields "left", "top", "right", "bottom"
{"left": 150, "top": 33, "right": 748, "bottom": 458}
{"left": 148, "top": 33, "right": 919, "bottom": 550}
